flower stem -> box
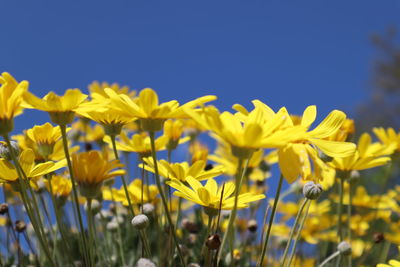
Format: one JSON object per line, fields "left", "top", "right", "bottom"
{"left": 257, "top": 173, "right": 284, "bottom": 267}
{"left": 149, "top": 131, "right": 186, "bottom": 267}
{"left": 109, "top": 134, "right": 151, "bottom": 258}
{"left": 286, "top": 199, "right": 311, "bottom": 267}
{"left": 87, "top": 199, "right": 96, "bottom": 267}
{"left": 318, "top": 251, "right": 341, "bottom": 267}
{"left": 60, "top": 125, "right": 89, "bottom": 266}
{"left": 3, "top": 134, "right": 56, "bottom": 267}
{"left": 280, "top": 198, "right": 309, "bottom": 267}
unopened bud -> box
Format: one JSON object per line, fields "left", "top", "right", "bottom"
{"left": 206, "top": 234, "right": 221, "bottom": 250}
{"left": 182, "top": 218, "right": 199, "bottom": 234}
{"left": 0, "top": 203, "right": 9, "bottom": 215}
{"left": 106, "top": 221, "right": 119, "bottom": 233}
{"left": 136, "top": 258, "right": 156, "bottom": 267}
{"left": 188, "top": 264, "right": 201, "bottom": 267}
{"left": 247, "top": 219, "right": 258, "bottom": 232}
{"left": 0, "top": 141, "right": 20, "bottom": 160}
{"left": 142, "top": 203, "right": 154, "bottom": 215}
{"left": 15, "top": 220, "right": 26, "bottom": 233}
{"left": 337, "top": 241, "right": 351, "bottom": 255}
{"left": 131, "top": 214, "right": 149, "bottom": 230}
{"left": 302, "top": 181, "right": 323, "bottom": 200}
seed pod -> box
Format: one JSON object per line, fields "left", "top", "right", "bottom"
{"left": 131, "top": 214, "right": 149, "bottom": 230}
{"left": 247, "top": 219, "right": 258, "bottom": 233}
{"left": 206, "top": 234, "right": 221, "bottom": 250}
{"left": 302, "top": 181, "right": 323, "bottom": 200}
{"left": 182, "top": 218, "right": 199, "bottom": 234}
{"left": 0, "top": 203, "right": 9, "bottom": 215}
{"left": 337, "top": 241, "right": 351, "bottom": 256}
{"left": 15, "top": 220, "right": 26, "bottom": 233}
{"left": 373, "top": 232, "right": 385, "bottom": 244}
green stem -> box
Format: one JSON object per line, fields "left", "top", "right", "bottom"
{"left": 280, "top": 198, "right": 309, "bottom": 267}
{"left": 3, "top": 134, "right": 56, "bottom": 267}
{"left": 347, "top": 180, "right": 352, "bottom": 267}
{"left": 337, "top": 177, "right": 345, "bottom": 242}
{"left": 218, "top": 157, "right": 250, "bottom": 265}
{"left": 286, "top": 199, "right": 311, "bottom": 267}
{"left": 318, "top": 251, "right": 341, "bottom": 267}
{"left": 87, "top": 199, "right": 96, "bottom": 267}
{"left": 60, "top": 125, "right": 89, "bottom": 266}
{"left": 109, "top": 134, "right": 151, "bottom": 258}
{"left": 257, "top": 174, "right": 284, "bottom": 267}
{"left": 149, "top": 131, "right": 186, "bottom": 267}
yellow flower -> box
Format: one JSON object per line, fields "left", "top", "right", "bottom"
{"left": 277, "top": 105, "right": 356, "bottom": 183}
{"left": 326, "top": 118, "right": 355, "bottom": 142}
{"left": 26, "top": 123, "right": 66, "bottom": 157}
{"left": 72, "top": 121, "right": 105, "bottom": 143}
{"left": 377, "top": 259, "right": 400, "bottom": 267}
{"left": 166, "top": 177, "right": 265, "bottom": 210}
{"left": 44, "top": 174, "right": 72, "bottom": 197}
{"left": 330, "top": 132, "right": 395, "bottom": 171}
{"left": 0, "top": 149, "right": 66, "bottom": 183}
{"left": 88, "top": 81, "right": 136, "bottom": 98}
{"left": 163, "top": 119, "right": 190, "bottom": 150}
{"left": 0, "top": 72, "right": 29, "bottom": 134}
{"left": 188, "top": 101, "right": 306, "bottom": 158}
{"left": 23, "top": 89, "right": 88, "bottom": 125}
{"left": 103, "top": 179, "right": 158, "bottom": 206}
{"left": 103, "top": 131, "right": 178, "bottom": 158}
{"left": 189, "top": 141, "right": 209, "bottom": 163}
{"left": 373, "top": 127, "right": 400, "bottom": 152}
{"left": 71, "top": 150, "right": 125, "bottom": 187}
{"left": 106, "top": 87, "right": 216, "bottom": 132}
{"left": 141, "top": 157, "right": 224, "bottom": 182}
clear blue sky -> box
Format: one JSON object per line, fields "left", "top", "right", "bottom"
{"left": 1, "top": 0, "right": 400, "bottom": 133}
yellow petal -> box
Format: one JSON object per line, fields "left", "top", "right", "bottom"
{"left": 307, "top": 110, "right": 346, "bottom": 138}
{"left": 310, "top": 139, "right": 356, "bottom": 158}
{"left": 301, "top": 105, "right": 316, "bottom": 128}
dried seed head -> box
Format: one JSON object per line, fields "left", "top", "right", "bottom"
{"left": 15, "top": 220, "right": 26, "bottom": 233}
{"left": 206, "top": 234, "right": 221, "bottom": 250}
{"left": 247, "top": 219, "right": 258, "bottom": 233}
{"left": 182, "top": 218, "right": 199, "bottom": 234}
{"left": 0, "top": 203, "right": 9, "bottom": 215}
{"left": 373, "top": 232, "right": 385, "bottom": 244}
{"left": 131, "top": 214, "right": 149, "bottom": 230}
{"left": 302, "top": 181, "right": 323, "bottom": 200}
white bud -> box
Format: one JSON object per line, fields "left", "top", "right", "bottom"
{"left": 136, "top": 258, "right": 156, "bottom": 267}
{"left": 337, "top": 241, "right": 351, "bottom": 255}
{"left": 131, "top": 214, "right": 149, "bottom": 230}
{"left": 142, "top": 203, "right": 155, "bottom": 215}
{"left": 302, "top": 181, "right": 323, "bottom": 200}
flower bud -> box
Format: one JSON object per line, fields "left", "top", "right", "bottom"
{"left": 182, "top": 218, "right": 199, "bottom": 234}
{"left": 247, "top": 219, "right": 258, "bottom": 233}
{"left": 206, "top": 234, "right": 221, "bottom": 250}
{"left": 142, "top": 203, "right": 155, "bottom": 215}
{"left": 188, "top": 264, "right": 200, "bottom": 267}
{"left": 131, "top": 214, "right": 149, "bottom": 230}
{"left": 15, "top": 220, "right": 27, "bottom": 233}
{"left": 302, "top": 181, "right": 323, "bottom": 200}
{"left": 337, "top": 241, "right": 351, "bottom": 256}
{"left": 106, "top": 221, "right": 119, "bottom": 233}
{"left": 0, "top": 141, "right": 20, "bottom": 160}
{"left": 0, "top": 203, "right": 9, "bottom": 215}
{"left": 136, "top": 258, "right": 156, "bottom": 267}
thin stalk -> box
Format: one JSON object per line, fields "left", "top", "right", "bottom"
{"left": 337, "top": 177, "right": 344, "bottom": 241}
{"left": 204, "top": 215, "right": 214, "bottom": 267}
{"left": 60, "top": 125, "right": 89, "bottom": 265}
{"left": 257, "top": 174, "right": 284, "bottom": 267}
{"left": 280, "top": 198, "right": 309, "bottom": 267}
{"left": 3, "top": 134, "right": 56, "bottom": 267}
{"left": 218, "top": 157, "right": 250, "bottom": 265}
{"left": 286, "top": 199, "right": 311, "bottom": 267}
{"left": 87, "top": 199, "right": 96, "bottom": 267}
{"left": 318, "top": 251, "right": 340, "bottom": 267}
{"left": 109, "top": 134, "right": 151, "bottom": 258}
{"left": 347, "top": 180, "right": 352, "bottom": 267}
{"left": 149, "top": 131, "right": 186, "bottom": 267}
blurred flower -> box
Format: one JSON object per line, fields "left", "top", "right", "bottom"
{"left": 0, "top": 72, "right": 29, "bottom": 134}
{"left": 88, "top": 81, "right": 136, "bottom": 98}
{"left": 373, "top": 127, "right": 400, "bottom": 152}
{"left": 103, "top": 179, "right": 158, "bottom": 205}
{"left": 44, "top": 174, "right": 72, "bottom": 197}
{"left": 141, "top": 157, "right": 224, "bottom": 182}
{"left": 0, "top": 149, "right": 66, "bottom": 183}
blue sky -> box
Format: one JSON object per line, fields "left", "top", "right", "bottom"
{"left": 2, "top": 1, "right": 400, "bottom": 133}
